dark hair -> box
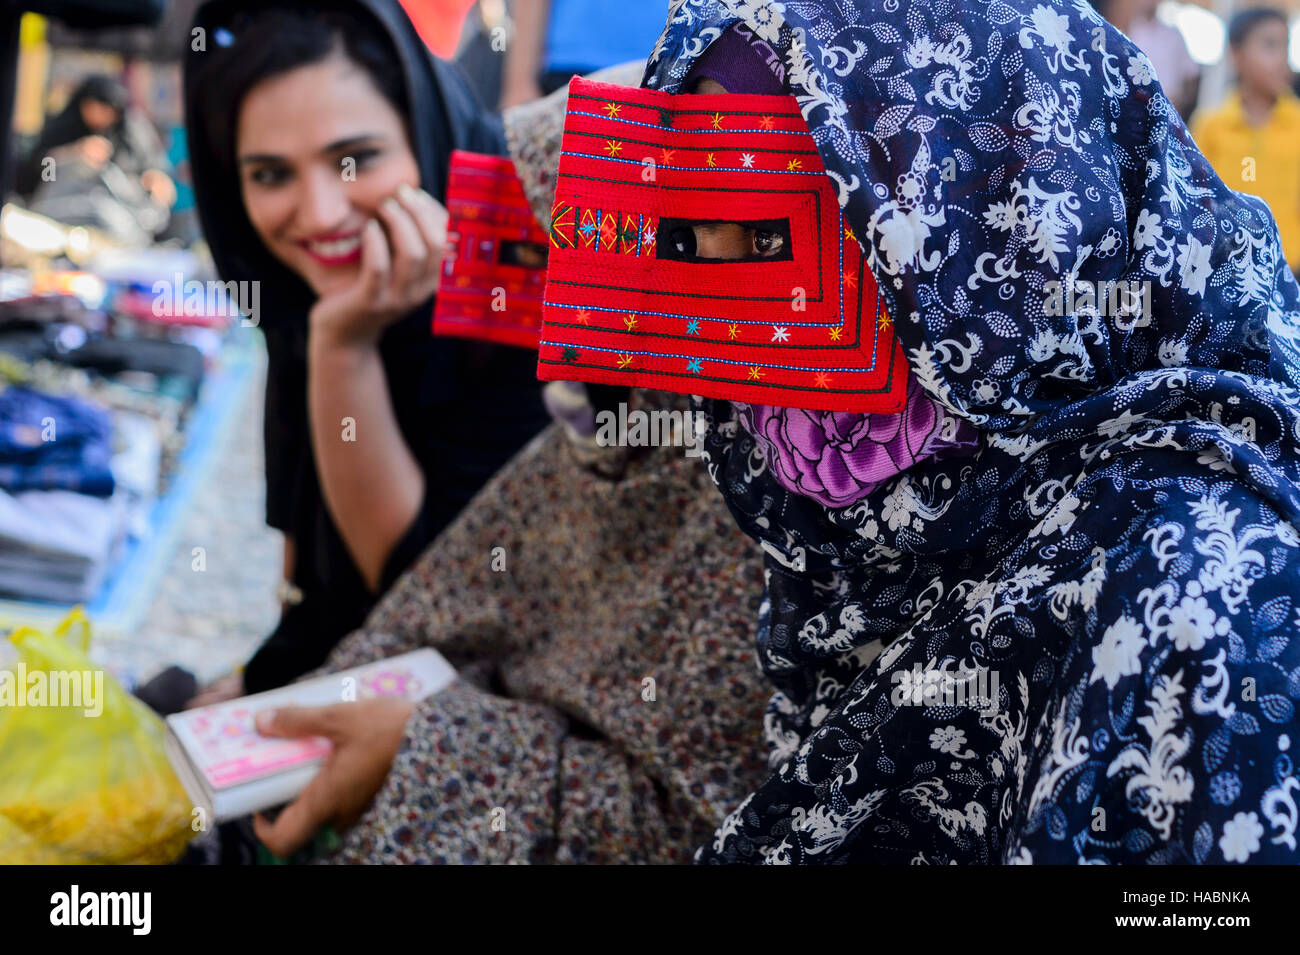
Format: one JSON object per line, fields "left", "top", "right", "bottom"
{"left": 1228, "top": 7, "right": 1288, "bottom": 49}
{"left": 72, "top": 74, "right": 129, "bottom": 113}
{"left": 189, "top": 1, "right": 410, "bottom": 175}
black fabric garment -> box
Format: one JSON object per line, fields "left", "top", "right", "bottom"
{"left": 66, "top": 337, "right": 205, "bottom": 403}
{"left": 185, "top": 0, "right": 549, "bottom": 692}
{"left": 0, "top": 10, "right": 18, "bottom": 203}
{"left": 0, "top": 327, "right": 51, "bottom": 363}
{"left": 19, "top": 0, "right": 162, "bottom": 29}
{"left": 586, "top": 382, "right": 631, "bottom": 420}
{"left": 134, "top": 665, "right": 199, "bottom": 717}
{"left": 539, "top": 70, "right": 575, "bottom": 97}
{"left": 0, "top": 327, "right": 205, "bottom": 402}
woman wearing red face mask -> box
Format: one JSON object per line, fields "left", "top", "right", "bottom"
{"left": 184, "top": 0, "right": 550, "bottom": 701}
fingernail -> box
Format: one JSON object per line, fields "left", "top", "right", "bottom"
{"left": 397, "top": 183, "right": 420, "bottom": 203}
{"left": 255, "top": 710, "right": 275, "bottom": 733}
{"left": 383, "top": 197, "right": 401, "bottom": 214}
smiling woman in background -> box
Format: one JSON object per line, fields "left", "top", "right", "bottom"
{"left": 183, "top": 0, "right": 549, "bottom": 700}
{"left": 187, "top": 69, "right": 774, "bottom": 865}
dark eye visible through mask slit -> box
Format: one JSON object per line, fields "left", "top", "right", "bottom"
{"left": 499, "top": 240, "right": 549, "bottom": 269}
{"left": 657, "top": 217, "right": 792, "bottom": 263}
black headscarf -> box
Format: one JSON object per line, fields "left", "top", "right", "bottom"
{"left": 38, "top": 74, "right": 128, "bottom": 143}
{"left": 184, "top": 0, "right": 550, "bottom": 691}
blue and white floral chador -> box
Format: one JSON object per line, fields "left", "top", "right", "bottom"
{"left": 646, "top": 0, "right": 1300, "bottom": 864}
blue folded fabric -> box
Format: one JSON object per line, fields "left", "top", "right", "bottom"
{"left": 0, "top": 386, "right": 116, "bottom": 497}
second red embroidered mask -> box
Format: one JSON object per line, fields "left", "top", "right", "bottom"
{"left": 433, "top": 151, "right": 548, "bottom": 348}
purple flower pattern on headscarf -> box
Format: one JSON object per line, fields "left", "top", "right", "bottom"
{"left": 734, "top": 377, "right": 979, "bottom": 508}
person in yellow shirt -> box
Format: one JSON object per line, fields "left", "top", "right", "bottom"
{"left": 1192, "top": 8, "right": 1300, "bottom": 270}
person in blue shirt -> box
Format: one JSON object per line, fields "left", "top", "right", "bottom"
{"left": 500, "top": 0, "right": 667, "bottom": 107}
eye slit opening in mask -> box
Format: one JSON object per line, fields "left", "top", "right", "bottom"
{"left": 657, "top": 217, "right": 793, "bottom": 263}
{"left": 499, "top": 240, "right": 549, "bottom": 269}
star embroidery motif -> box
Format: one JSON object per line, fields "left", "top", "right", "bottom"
{"left": 747, "top": 366, "right": 764, "bottom": 380}
{"left": 603, "top": 102, "right": 623, "bottom": 118}
{"left": 829, "top": 327, "right": 843, "bottom": 342}
{"left": 576, "top": 310, "right": 591, "bottom": 325}
{"left": 660, "top": 148, "right": 676, "bottom": 164}
{"left": 711, "top": 112, "right": 724, "bottom": 130}
{"left": 842, "top": 270, "right": 858, "bottom": 288}
{"left": 685, "top": 319, "right": 700, "bottom": 335}
{"left": 759, "top": 115, "right": 775, "bottom": 130}
{"left": 616, "top": 353, "right": 634, "bottom": 369}
{"left": 727, "top": 323, "right": 740, "bottom": 340}
{"left": 624, "top": 314, "right": 638, "bottom": 330}
{"left": 687, "top": 358, "right": 702, "bottom": 374}
{"left": 787, "top": 158, "right": 803, "bottom": 171}
{"left": 844, "top": 225, "right": 857, "bottom": 243}
{"left": 657, "top": 107, "right": 673, "bottom": 128}
{"left": 878, "top": 313, "right": 893, "bottom": 330}
{"left": 740, "top": 153, "right": 756, "bottom": 169}
{"left": 813, "top": 372, "right": 832, "bottom": 388}
{"left": 604, "top": 140, "right": 624, "bottom": 157}
{"left": 561, "top": 347, "right": 579, "bottom": 362}
{"left": 706, "top": 153, "right": 717, "bottom": 168}
{"left": 771, "top": 326, "right": 790, "bottom": 342}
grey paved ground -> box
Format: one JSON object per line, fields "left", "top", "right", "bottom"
{"left": 96, "top": 353, "right": 282, "bottom": 687}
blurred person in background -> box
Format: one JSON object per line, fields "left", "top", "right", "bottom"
{"left": 1192, "top": 7, "right": 1300, "bottom": 271}
{"left": 499, "top": 0, "right": 667, "bottom": 108}
{"left": 14, "top": 74, "right": 169, "bottom": 199}
{"left": 11, "top": 73, "right": 177, "bottom": 241}
{"left": 0, "top": 0, "right": 164, "bottom": 198}
{"left": 453, "top": 0, "right": 512, "bottom": 110}
{"left": 183, "top": 0, "right": 549, "bottom": 703}
{"left": 1103, "top": 0, "right": 1200, "bottom": 118}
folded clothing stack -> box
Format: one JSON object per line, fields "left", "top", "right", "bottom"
{"left": 0, "top": 487, "right": 127, "bottom": 603}
{"left": 0, "top": 338, "right": 189, "bottom": 492}
{"left": 0, "top": 385, "right": 160, "bottom": 604}
{"left": 0, "top": 386, "right": 116, "bottom": 497}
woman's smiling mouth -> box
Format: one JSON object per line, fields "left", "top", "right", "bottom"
{"left": 300, "top": 231, "right": 364, "bottom": 265}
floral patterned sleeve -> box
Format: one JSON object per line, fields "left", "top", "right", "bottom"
{"left": 320, "top": 680, "right": 682, "bottom": 864}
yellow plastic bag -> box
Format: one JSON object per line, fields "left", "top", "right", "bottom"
{"left": 0, "top": 609, "right": 195, "bottom": 863}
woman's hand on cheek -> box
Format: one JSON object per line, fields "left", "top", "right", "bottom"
{"left": 308, "top": 184, "right": 449, "bottom": 349}
{"left": 250, "top": 696, "right": 418, "bottom": 858}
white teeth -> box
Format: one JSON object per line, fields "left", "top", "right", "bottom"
{"left": 307, "top": 235, "right": 361, "bottom": 258}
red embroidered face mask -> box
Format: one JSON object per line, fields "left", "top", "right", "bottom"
{"left": 432, "top": 151, "right": 548, "bottom": 348}
{"left": 537, "top": 78, "right": 908, "bottom": 413}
